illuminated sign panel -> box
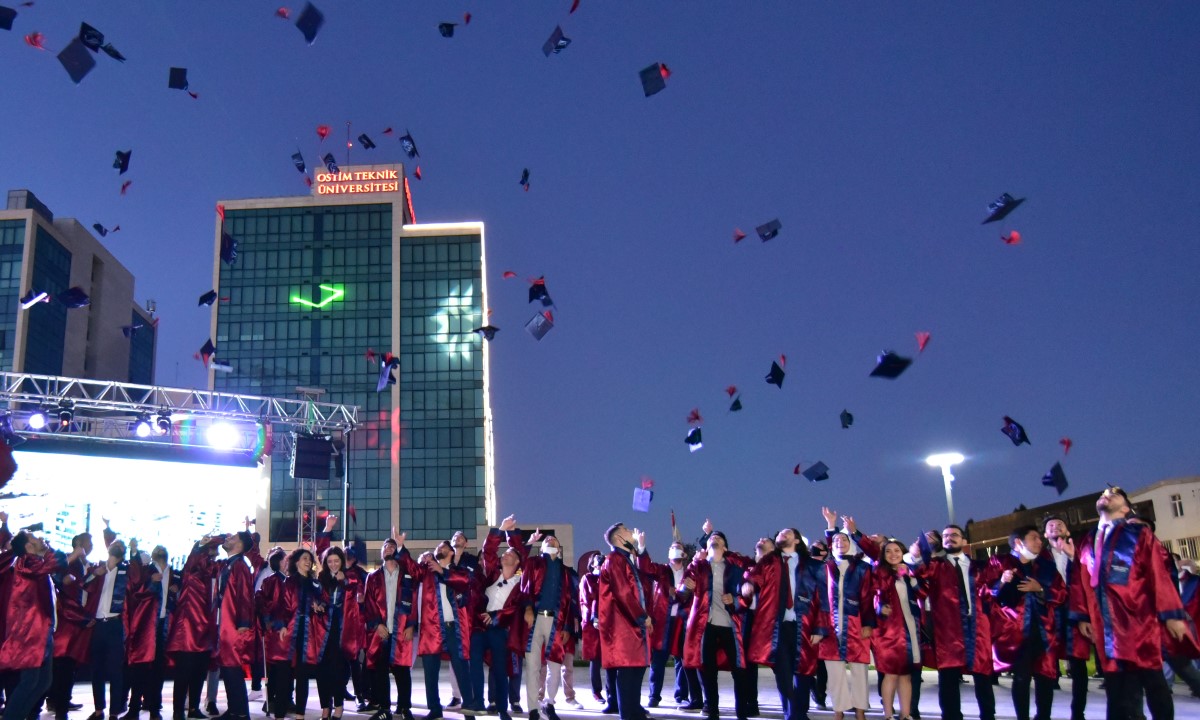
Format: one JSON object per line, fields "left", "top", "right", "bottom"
{"left": 314, "top": 169, "right": 400, "bottom": 195}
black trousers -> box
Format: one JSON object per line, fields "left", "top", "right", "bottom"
{"left": 267, "top": 662, "right": 294, "bottom": 718}
{"left": 1010, "top": 640, "right": 1054, "bottom": 720}
{"left": 812, "top": 661, "right": 827, "bottom": 706}
{"left": 772, "top": 621, "right": 806, "bottom": 720}
{"left": 170, "top": 652, "right": 208, "bottom": 718}
{"left": 219, "top": 665, "right": 249, "bottom": 719}
{"left": 316, "top": 650, "right": 346, "bottom": 711}
{"left": 295, "top": 663, "right": 318, "bottom": 717}
{"left": 1104, "top": 667, "right": 1172, "bottom": 720}
{"left": 910, "top": 666, "right": 923, "bottom": 718}
{"left": 371, "top": 664, "right": 412, "bottom": 712}
{"left": 936, "top": 669, "right": 995, "bottom": 720}
{"left": 1067, "top": 657, "right": 1088, "bottom": 720}
{"left": 129, "top": 625, "right": 169, "bottom": 714}
{"left": 49, "top": 658, "right": 76, "bottom": 718}
{"left": 700, "top": 624, "right": 748, "bottom": 719}
{"left": 613, "top": 667, "right": 645, "bottom": 720}
{"left": 91, "top": 618, "right": 126, "bottom": 714}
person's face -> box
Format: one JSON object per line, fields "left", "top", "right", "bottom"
{"left": 326, "top": 553, "right": 343, "bottom": 574}
{"left": 435, "top": 543, "right": 452, "bottom": 566}
{"left": 707, "top": 534, "right": 726, "bottom": 555}
{"left": 296, "top": 552, "right": 313, "bottom": 575}
{"left": 609, "top": 526, "right": 631, "bottom": 549}
{"left": 884, "top": 542, "right": 904, "bottom": 567}
{"left": 501, "top": 550, "right": 520, "bottom": 575}
{"left": 29, "top": 535, "right": 47, "bottom": 555}
{"left": 589, "top": 555, "right": 603, "bottom": 574}
{"left": 1044, "top": 519, "right": 1068, "bottom": 542}
{"left": 755, "top": 538, "right": 775, "bottom": 560}
{"left": 832, "top": 533, "right": 851, "bottom": 555}
{"left": 223, "top": 535, "right": 244, "bottom": 555}
{"left": 942, "top": 527, "right": 965, "bottom": 553}
{"left": 152, "top": 549, "right": 168, "bottom": 567}
{"left": 1019, "top": 530, "right": 1043, "bottom": 556}
{"left": 80, "top": 535, "right": 94, "bottom": 555}
{"left": 451, "top": 532, "right": 467, "bottom": 550}
{"left": 381, "top": 541, "right": 398, "bottom": 561}
{"left": 109, "top": 540, "right": 126, "bottom": 561}
{"left": 1097, "top": 489, "right": 1128, "bottom": 516}
{"left": 543, "top": 535, "right": 561, "bottom": 550}
{"left": 775, "top": 529, "right": 796, "bottom": 550}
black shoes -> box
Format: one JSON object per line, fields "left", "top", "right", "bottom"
{"left": 447, "top": 699, "right": 462, "bottom": 710}
{"left": 206, "top": 704, "right": 219, "bottom": 717}
{"left": 528, "top": 710, "right": 539, "bottom": 720}
{"left": 542, "top": 707, "right": 559, "bottom": 720}
{"left": 187, "top": 712, "right": 206, "bottom": 720}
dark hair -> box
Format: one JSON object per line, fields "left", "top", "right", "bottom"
{"left": 1009, "top": 525, "right": 1039, "bottom": 547}
{"left": 12, "top": 530, "right": 31, "bottom": 556}
{"left": 604, "top": 522, "right": 625, "bottom": 546}
{"left": 709, "top": 531, "right": 728, "bottom": 548}
{"left": 268, "top": 547, "right": 286, "bottom": 573}
{"left": 234, "top": 531, "right": 254, "bottom": 553}
{"left": 319, "top": 546, "right": 347, "bottom": 587}
{"left": 71, "top": 533, "right": 90, "bottom": 549}
{"left": 880, "top": 539, "right": 907, "bottom": 568}
{"left": 943, "top": 524, "right": 968, "bottom": 540}
{"left": 287, "top": 548, "right": 315, "bottom": 578}
{"left": 1042, "top": 514, "right": 1066, "bottom": 530}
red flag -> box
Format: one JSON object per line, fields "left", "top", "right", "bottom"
{"left": 916, "top": 331, "right": 931, "bottom": 353}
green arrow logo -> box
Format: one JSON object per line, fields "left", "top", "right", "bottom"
{"left": 291, "top": 284, "right": 345, "bottom": 309}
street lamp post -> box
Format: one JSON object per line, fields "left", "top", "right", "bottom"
{"left": 925, "top": 452, "right": 965, "bottom": 526}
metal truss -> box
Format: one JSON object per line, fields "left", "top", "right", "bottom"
{"left": 0, "top": 371, "right": 357, "bottom": 432}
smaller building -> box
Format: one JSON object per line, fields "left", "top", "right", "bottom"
{"left": 0, "top": 189, "right": 156, "bottom": 383}
{"left": 1130, "top": 476, "right": 1200, "bottom": 559}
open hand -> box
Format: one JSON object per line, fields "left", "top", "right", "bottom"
{"left": 702, "top": 518, "right": 713, "bottom": 535}
{"left": 821, "top": 507, "right": 838, "bottom": 528}
{"left": 1016, "top": 578, "right": 1042, "bottom": 593}
{"left": 500, "top": 515, "right": 516, "bottom": 532}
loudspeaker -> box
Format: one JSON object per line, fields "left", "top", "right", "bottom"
{"left": 290, "top": 434, "right": 333, "bottom": 480}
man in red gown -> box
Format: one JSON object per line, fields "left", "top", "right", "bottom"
{"left": 0, "top": 530, "right": 60, "bottom": 720}
{"left": 123, "top": 540, "right": 176, "bottom": 720}
{"left": 598, "top": 524, "right": 653, "bottom": 720}
{"left": 211, "top": 531, "right": 261, "bottom": 720}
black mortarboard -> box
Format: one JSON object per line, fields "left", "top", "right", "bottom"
{"left": 765, "top": 361, "right": 785, "bottom": 388}
{"left": 291, "top": 151, "right": 306, "bottom": 174}
{"left": 199, "top": 339, "right": 216, "bottom": 366}
{"left": 632, "top": 487, "right": 653, "bottom": 513}
{"left": 198, "top": 290, "right": 218, "bottom": 306}
{"left": 58, "top": 38, "right": 96, "bottom": 84}
{"left": 19, "top": 290, "right": 48, "bottom": 309}
{"left": 100, "top": 44, "right": 125, "bottom": 62}
{"left": 79, "top": 22, "right": 104, "bottom": 52}
{"left": 982, "top": 192, "right": 1025, "bottom": 224}
{"left": 113, "top": 149, "right": 131, "bottom": 175}
{"left": 802, "top": 462, "right": 830, "bottom": 482}
{"left": 756, "top": 218, "right": 782, "bottom": 242}
{"left": 0, "top": 6, "right": 16, "bottom": 32}
{"left": 376, "top": 354, "right": 400, "bottom": 392}
{"left": 438, "top": 22, "right": 457, "bottom": 38}
{"left": 322, "top": 153, "right": 338, "bottom": 173}
{"left": 349, "top": 537, "right": 367, "bottom": 564}
{"left": 168, "top": 67, "right": 189, "bottom": 90}
{"left": 357, "top": 133, "right": 376, "bottom": 150}
{"left": 519, "top": 168, "right": 530, "bottom": 188}
{"left": 870, "top": 351, "right": 912, "bottom": 379}
{"left": 525, "top": 312, "right": 553, "bottom": 341}
{"left": 685, "top": 427, "right": 702, "bottom": 452}
{"left": 120, "top": 323, "right": 143, "bottom": 338}
{"left": 399, "top": 131, "right": 419, "bottom": 159}
{"left": 1042, "top": 462, "right": 1068, "bottom": 495}
{"left": 473, "top": 325, "right": 498, "bottom": 341}
{"left": 57, "top": 287, "right": 90, "bottom": 308}
{"left": 840, "top": 409, "right": 853, "bottom": 429}
{"left": 220, "top": 232, "right": 238, "bottom": 265}
{"left": 295, "top": 2, "right": 324, "bottom": 45}
{"left": 729, "top": 396, "right": 742, "bottom": 412}
{"left": 1001, "top": 416, "right": 1031, "bottom": 446}
{"left": 528, "top": 277, "right": 553, "bottom": 306}
{"left": 639, "top": 63, "right": 667, "bottom": 97}
{"left": 92, "top": 223, "right": 108, "bottom": 237}
{"left": 542, "top": 25, "right": 571, "bottom": 57}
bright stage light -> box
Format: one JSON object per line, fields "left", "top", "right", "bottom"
{"left": 156, "top": 412, "right": 172, "bottom": 435}
{"left": 27, "top": 411, "right": 46, "bottom": 430}
{"left": 206, "top": 423, "right": 239, "bottom": 449}
{"left": 132, "top": 413, "right": 153, "bottom": 438}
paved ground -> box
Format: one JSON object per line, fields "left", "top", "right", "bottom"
{"left": 65, "top": 667, "right": 1198, "bottom": 720}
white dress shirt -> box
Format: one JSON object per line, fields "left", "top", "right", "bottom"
{"left": 384, "top": 565, "right": 399, "bottom": 633}
{"left": 158, "top": 564, "right": 171, "bottom": 619}
{"left": 486, "top": 574, "right": 518, "bottom": 612}
{"left": 948, "top": 553, "right": 972, "bottom": 615}
{"left": 782, "top": 552, "right": 799, "bottom": 623}
{"left": 669, "top": 565, "right": 685, "bottom": 617}
{"left": 96, "top": 564, "right": 120, "bottom": 619}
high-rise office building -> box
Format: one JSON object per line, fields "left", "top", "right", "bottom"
{"left": 0, "top": 189, "right": 157, "bottom": 383}
{"left": 212, "top": 164, "right": 495, "bottom": 549}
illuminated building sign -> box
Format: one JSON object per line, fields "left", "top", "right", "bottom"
{"left": 314, "top": 169, "right": 400, "bottom": 195}
{"left": 291, "top": 284, "right": 345, "bottom": 309}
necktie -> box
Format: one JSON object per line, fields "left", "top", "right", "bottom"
{"left": 954, "top": 557, "right": 970, "bottom": 613}
{"left": 1090, "top": 524, "right": 1109, "bottom": 588}
{"left": 785, "top": 557, "right": 794, "bottom": 610}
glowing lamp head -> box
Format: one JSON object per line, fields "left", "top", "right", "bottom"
{"left": 925, "top": 452, "right": 965, "bottom": 469}
{"left": 27, "top": 411, "right": 47, "bottom": 430}
{"left": 134, "top": 420, "right": 152, "bottom": 438}
{"left": 206, "top": 423, "right": 239, "bottom": 450}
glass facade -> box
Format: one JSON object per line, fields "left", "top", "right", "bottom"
{"left": 128, "top": 310, "right": 156, "bottom": 385}
{"left": 214, "top": 204, "right": 394, "bottom": 542}
{"left": 24, "top": 226, "right": 71, "bottom": 376}
{"left": 0, "top": 220, "right": 26, "bottom": 372}
{"left": 397, "top": 234, "right": 487, "bottom": 541}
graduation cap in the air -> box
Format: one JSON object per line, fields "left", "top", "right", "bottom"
{"left": 438, "top": 22, "right": 457, "bottom": 38}
{"left": 168, "top": 67, "right": 197, "bottom": 98}
{"left": 211, "top": 359, "right": 233, "bottom": 373}
{"left": 519, "top": 168, "right": 530, "bottom": 191}
{"left": 802, "top": 461, "right": 830, "bottom": 482}
{"left": 92, "top": 223, "right": 110, "bottom": 237}
{"left": 120, "top": 322, "right": 144, "bottom": 338}
{"left": 57, "top": 287, "right": 90, "bottom": 309}
{"left": 399, "top": 131, "right": 419, "bottom": 159}
{"left": 291, "top": 151, "right": 306, "bottom": 174}
{"left": 113, "top": 149, "right": 131, "bottom": 175}
{"left": 542, "top": 25, "right": 571, "bottom": 56}
{"left": 870, "top": 351, "right": 912, "bottom": 379}
{"left": 100, "top": 43, "right": 125, "bottom": 62}
{"left": 295, "top": 2, "right": 324, "bottom": 44}
{"left": 220, "top": 232, "right": 238, "bottom": 265}
{"left": 198, "top": 290, "right": 218, "bottom": 307}
{"left": 19, "top": 290, "right": 48, "bottom": 309}
{"left": 639, "top": 62, "right": 668, "bottom": 97}
{"left": 376, "top": 353, "right": 400, "bottom": 392}
{"left": 765, "top": 360, "right": 785, "bottom": 388}
{"left": 473, "top": 325, "right": 498, "bottom": 341}
{"left": 528, "top": 277, "right": 553, "bottom": 306}
{"left": 632, "top": 487, "right": 653, "bottom": 513}
{"left": 525, "top": 311, "right": 553, "bottom": 341}
{"left": 0, "top": 6, "right": 17, "bottom": 31}
{"left": 756, "top": 219, "right": 782, "bottom": 242}
{"left": 729, "top": 396, "right": 742, "bottom": 412}
{"left": 840, "top": 409, "right": 854, "bottom": 429}
{"left": 982, "top": 192, "right": 1025, "bottom": 224}
{"left": 1001, "top": 416, "right": 1031, "bottom": 446}
{"left": 57, "top": 37, "right": 96, "bottom": 83}
{"left": 685, "top": 426, "right": 702, "bottom": 452}
{"left": 1042, "top": 462, "right": 1068, "bottom": 495}
{"left": 322, "top": 153, "right": 338, "bottom": 174}
{"left": 357, "top": 134, "right": 376, "bottom": 150}
{"left": 197, "top": 338, "right": 216, "bottom": 367}
{"left": 79, "top": 22, "right": 104, "bottom": 51}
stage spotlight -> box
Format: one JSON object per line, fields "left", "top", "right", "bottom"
{"left": 57, "top": 402, "right": 74, "bottom": 430}
{"left": 27, "top": 410, "right": 47, "bottom": 430}
{"left": 206, "top": 422, "right": 239, "bottom": 449}
{"left": 132, "top": 413, "right": 153, "bottom": 438}
{"left": 155, "top": 411, "right": 172, "bottom": 435}
{"left": 0, "top": 414, "right": 25, "bottom": 447}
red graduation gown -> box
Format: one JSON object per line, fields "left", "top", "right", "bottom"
{"left": 988, "top": 552, "right": 1066, "bottom": 679}
{"left": 598, "top": 548, "right": 654, "bottom": 669}
{"left": 167, "top": 539, "right": 220, "bottom": 654}
{"left": 475, "top": 530, "right": 525, "bottom": 663}
{"left": 579, "top": 573, "right": 601, "bottom": 662}
{"left": 124, "top": 554, "right": 168, "bottom": 665}
{"left": 397, "top": 549, "right": 473, "bottom": 658}
{"left": 257, "top": 572, "right": 292, "bottom": 664}
{"left": 911, "top": 552, "right": 998, "bottom": 674}
{"left": 681, "top": 553, "right": 752, "bottom": 671}
{"left": 509, "top": 536, "right": 577, "bottom": 664}
{"left": 870, "top": 565, "right": 925, "bottom": 675}
{"left": 362, "top": 562, "right": 418, "bottom": 669}
{"left": 743, "top": 552, "right": 822, "bottom": 674}
{"left": 1049, "top": 549, "right": 1093, "bottom": 662}
{"left": 213, "top": 552, "right": 258, "bottom": 667}
{"left": 0, "top": 549, "right": 59, "bottom": 670}
{"left": 52, "top": 556, "right": 96, "bottom": 663}
{"left": 815, "top": 555, "right": 877, "bottom": 664}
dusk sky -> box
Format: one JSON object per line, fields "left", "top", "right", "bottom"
{"left": 4, "top": 3, "right": 1199, "bottom": 556}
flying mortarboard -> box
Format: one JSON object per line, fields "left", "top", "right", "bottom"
{"left": 211, "top": 359, "right": 233, "bottom": 373}
{"left": 197, "top": 338, "right": 216, "bottom": 367}
{"left": 198, "top": 289, "right": 218, "bottom": 306}
{"left": 765, "top": 360, "right": 785, "bottom": 388}
{"left": 295, "top": 2, "right": 324, "bottom": 44}
{"left": 1001, "top": 415, "right": 1031, "bottom": 446}
{"left": 57, "top": 287, "right": 90, "bottom": 308}
{"left": 729, "top": 396, "right": 742, "bottom": 412}
{"left": 113, "top": 149, "right": 131, "bottom": 174}
{"left": 525, "top": 311, "right": 553, "bottom": 341}
{"left": 438, "top": 22, "right": 457, "bottom": 38}
{"left": 473, "top": 325, "right": 498, "bottom": 341}
{"left": 357, "top": 133, "right": 376, "bottom": 150}
{"left": 632, "top": 487, "right": 653, "bottom": 513}
{"left": 58, "top": 38, "right": 96, "bottom": 83}
{"left": 78, "top": 22, "right": 103, "bottom": 51}
{"left": 982, "top": 192, "right": 1025, "bottom": 224}
{"left": 376, "top": 353, "right": 400, "bottom": 392}
{"left": 542, "top": 25, "right": 571, "bottom": 56}
{"left": 528, "top": 277, "right": 552, "bottom": 306}
{"left": 756, "top": 218, "right": 782, "bottom": 242}
{"left": 1042, "top": 462, "right": 1068, "bottom": 495}
{"left": 101, "top": 43, "right": 125, "bottom": 61}
{"left": 167, "top": 66, "right": 189, "bottom": 90}
{"left": 120, "top": 322, "right": 143, "bottom": 338}
{"left": 220, "top": 232, "right": 238, "bottom": 265}
{"left": 802, "top": 461, "right": 830, "bottom": 482}
{"left": 291, "top": 151, "right": 306, "bottom": 174}
{"left": 639, "top": 62, "right": 668, "bottom": 97}
{"left": 399, "top": 131, "right": 419, "bottom": 159}
{"left": 870, "top": 351, "right": 912, "bottom": 379}
{"left": 19, "top": 290, "right": 48, "bottom": 309}
{"left": 840, "top": 409, "right": 853, "bottom": 429}
{"left": 519, "top": 168, "right": 530, "bottom": 190}
{"left": 92, "top": 223, "right": 109, "bottom": 237}
{"left": 322, "top": 153, "right": 338, "bottom": 173}
{"left": 0, "top": 6, "right": 16, "bottom": 31}
{"left": 685, "top": 427, "right": 702, "bottom": 452}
